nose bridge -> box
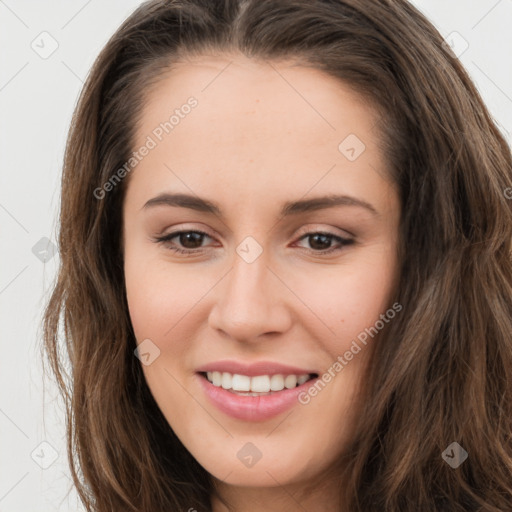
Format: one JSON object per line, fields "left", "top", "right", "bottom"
{"left": 225, "top": 249, "right": 273, "bottom": 318}
{"left": 208, "top": 246, "right": 290, "bottom": 340}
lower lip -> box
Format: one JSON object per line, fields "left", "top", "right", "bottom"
{"left": 197, "top": 373, "right": 318, "bottom": 422}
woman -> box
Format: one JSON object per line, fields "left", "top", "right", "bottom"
{"left": 43, "top": 0, "right": 512, "bottom": 510}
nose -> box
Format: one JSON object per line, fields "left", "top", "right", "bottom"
{"left": 208, "top": 250, "right": 292, "bottom": 343}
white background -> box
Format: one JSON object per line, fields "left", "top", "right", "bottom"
{"left": 1, "top": 1, "right": 511, "bottom": 510}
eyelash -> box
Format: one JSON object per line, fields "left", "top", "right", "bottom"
{"left": 154, "top": 229, "right": 354, "bottom": 256}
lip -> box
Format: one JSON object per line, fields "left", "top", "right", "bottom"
{"left": 197, "top": 372, "right": 319, "bottom": 422}
{"left": 195, "top": 359, "right": 317, "bottom": 377}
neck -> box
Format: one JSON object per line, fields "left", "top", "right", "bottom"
{"left": 210, "top": 472, "right": 343, "bottom": 512}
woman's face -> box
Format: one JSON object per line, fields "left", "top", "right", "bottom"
{"left": 123, "top": 54, "right": 400, "bottom": 492}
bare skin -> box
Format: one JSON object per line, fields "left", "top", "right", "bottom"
{"left": 122, "top": 53, "right": 400, "bottom": 511}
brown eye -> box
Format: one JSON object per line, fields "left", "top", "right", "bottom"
{"left": 296, "top": 232, "right": 354, "bottom": 254}
{"left": 175, "top": 231, "right": 206, "bottom": 249}
{"left": 155, "top": 230, "right": 213, "bottom": 254}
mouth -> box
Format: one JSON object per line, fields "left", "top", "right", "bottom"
{"left": 198, "top": 371, "right": 319, "bottom": 396}
{"left": 196, "top": 369, "right": 320, "bottom": 422}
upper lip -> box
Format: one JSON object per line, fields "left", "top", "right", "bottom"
{"left": 195, "top": 360, "right": 318, "bottom": 377}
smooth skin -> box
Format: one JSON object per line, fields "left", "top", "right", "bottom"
{"left": 123, "top": 53, "right": 400, "bottom": 512}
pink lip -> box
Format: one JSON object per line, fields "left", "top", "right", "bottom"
{"left": 197, "top": 373, "right": 319, "bottom": 422}
{"left": 195, "top": 359, "right": 317, "bottom": 377}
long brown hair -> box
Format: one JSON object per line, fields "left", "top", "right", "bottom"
{"left": 42, "top": 0, "right": 512, "bottom": 510}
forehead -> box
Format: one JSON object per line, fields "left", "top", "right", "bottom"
{"left": 139, "top": 53, "right": 380, "bottom": 141}
{"left": 126, "top": 53, "right": 393, "bottom": 215}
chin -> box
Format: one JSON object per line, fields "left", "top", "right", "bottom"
{"left": 190, "top": 440, "right": 320, "bottom": 488}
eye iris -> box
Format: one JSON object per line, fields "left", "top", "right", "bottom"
{"left": 180, "top": 232, "right": 204, "bottom": 249}
{"left": 309, "top": 234, "right": 331, "bottom": 250}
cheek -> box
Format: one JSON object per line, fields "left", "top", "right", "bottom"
{"left": 125, "top": 262, "right": 167, "bottom": 341}
{"left": 289, "top": 247, "right": 397, "bottom": 347}
{"left": 124, "top": 252, "right": 202, "bottom": 341}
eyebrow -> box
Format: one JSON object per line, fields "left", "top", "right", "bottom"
{"left": 142, "top": 192, "right": 379, "bottom": 217}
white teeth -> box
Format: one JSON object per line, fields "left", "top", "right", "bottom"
{"left": 204, "top": 371, "right": 312, "bottom": 392}
{"left": 297, "top": 374, "right": 309, "bottom": 385}
{"left": 251, "top": 375, "right": 270, "bottom": 392}
{"left": 212, "top": 371, "right": 222, "bottom": 387}
{"left": 221, "top": 372, "right": 232, "bottom": 389}
{"left": 232, "top": 374, "right": 251, "bottom": 391}
{"left": 270, "top": 374, "right": 284, "bottom": 391}
{"left": 284, "top": 375, "right": 297, "bottom": 389}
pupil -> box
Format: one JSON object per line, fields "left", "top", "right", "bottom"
{"left": 180, "top": 232, "right": 203, "bottom": 248}
{"left": 310, "top": 234, "right": 331, "bottom": 250}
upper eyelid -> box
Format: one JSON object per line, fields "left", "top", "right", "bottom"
{"left": 294, "top": 224, "right": 354, "bottom": 239}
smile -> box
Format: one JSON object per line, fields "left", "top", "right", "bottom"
{"left": 202, "top": 371, "right": 315, "bottom": 394}
{"left": 196, "top": 367, "right": 319, "bottom": 421}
